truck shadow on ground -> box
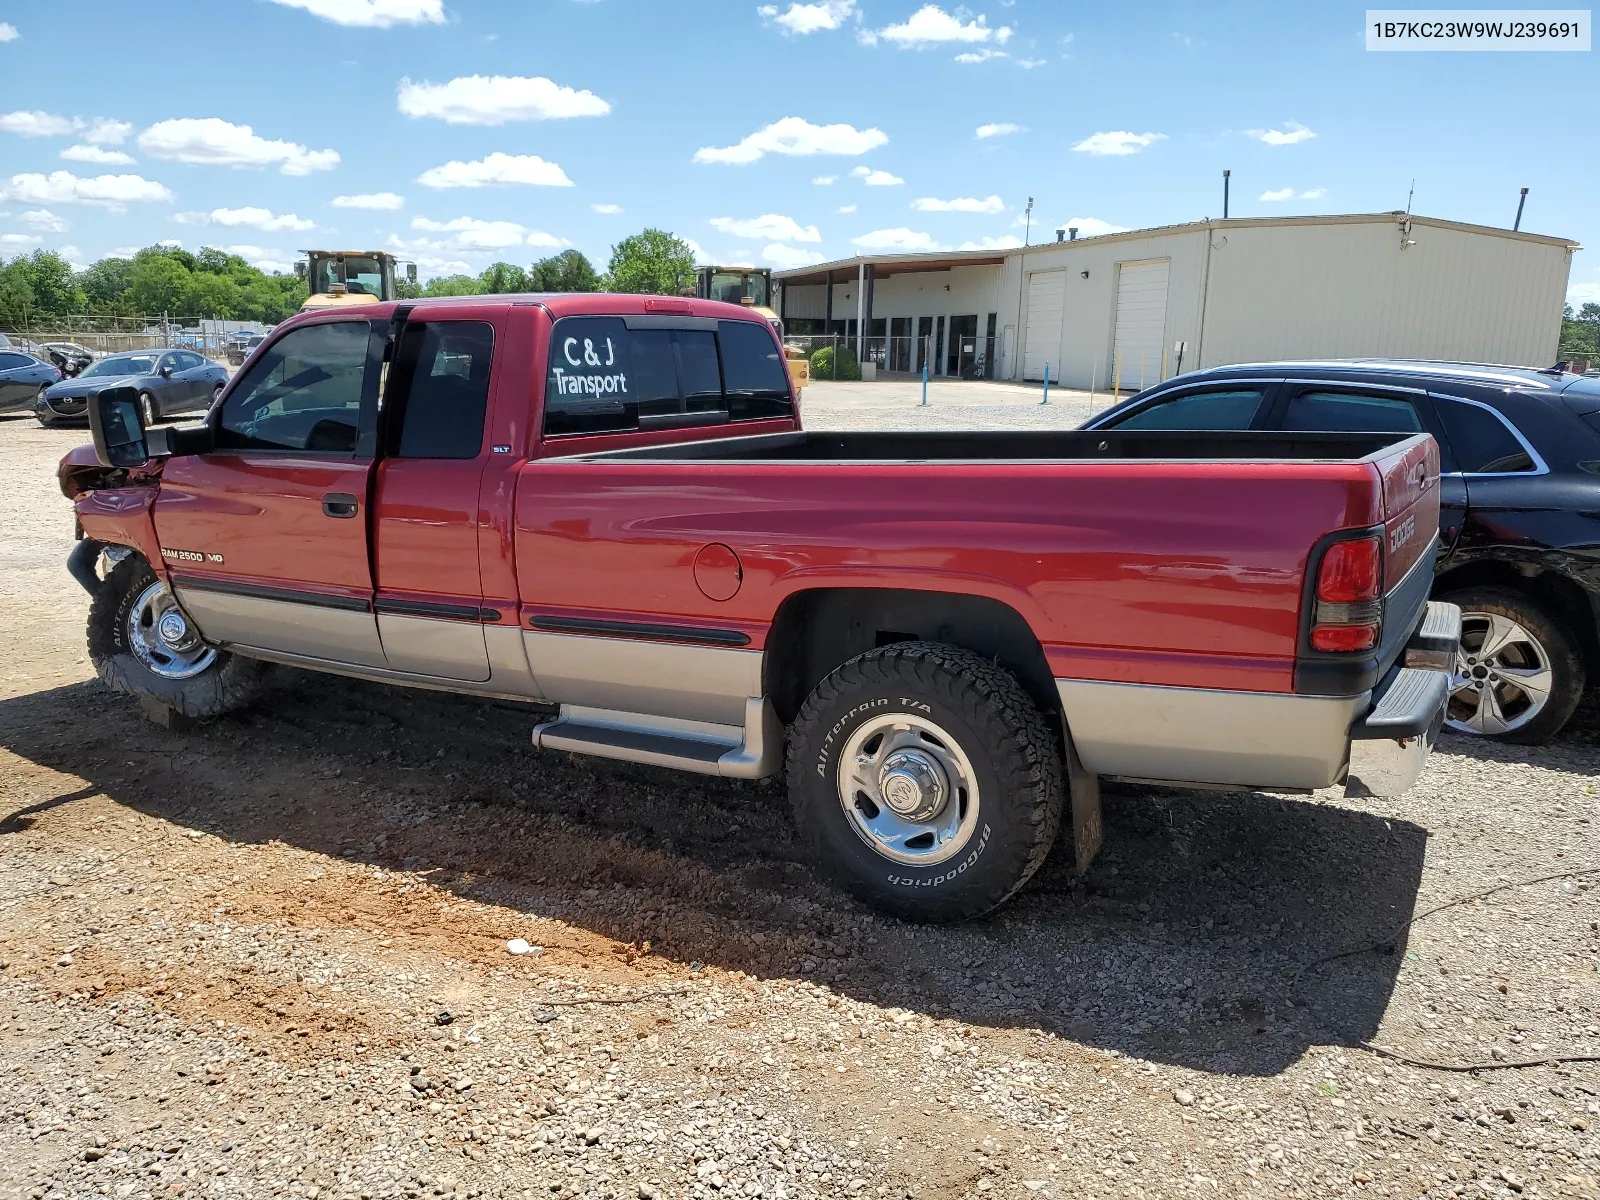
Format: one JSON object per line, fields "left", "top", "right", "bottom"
{"left": 0, "top": 669, "right": 1458, "bottom": 1077}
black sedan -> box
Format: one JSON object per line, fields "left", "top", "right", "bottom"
{"left": 0, "top": 349, "right": 63, "bottom": 414}
{"left": 37, "top": 348, "right": 227, "bottom": 427}
{"left": 1083, "top": 359, "right": 1600, "bottom": 744}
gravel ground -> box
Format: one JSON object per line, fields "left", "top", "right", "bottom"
{"left": 1, "top": 398, "right": 1598, "bottom": 1200}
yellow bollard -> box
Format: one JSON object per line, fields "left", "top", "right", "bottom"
{"left": 1113, "top": 348, "right": 1121, "bottom": 403}
{"left": 1139, "top": 356, "right": 1145, "bottom": 393}
{"left": 1161, "top": 346, "right": 1168, "bottom": 381}
{"left": 1089, "top": 350, "right": 1098, "bottom": 407}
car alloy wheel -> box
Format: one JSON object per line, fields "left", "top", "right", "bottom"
{"left": 1446, "top": 611, "right": 1553, "bottom": 736}
{"left": 138, "top": 391, "right": 158, "bottom": 426}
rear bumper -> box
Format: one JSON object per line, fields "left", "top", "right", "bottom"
{"left": 1344, "top": 602, "right": 1460, "bottom": 798}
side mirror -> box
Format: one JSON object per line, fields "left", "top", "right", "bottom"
{"left": 406, "top": 262, "right": 418, "bottom": 284}
{"left": 294, "top": 260, "right": 308, "bottom": 281}
{"left": 159, "top": 365, "right": 174, "bottom": 378}
{"left": 88, "top": 386, "right": 149, "bottom": 468}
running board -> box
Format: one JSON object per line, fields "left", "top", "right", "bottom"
{"left": 531, "top": 697, "right": 782, "bottom": 780}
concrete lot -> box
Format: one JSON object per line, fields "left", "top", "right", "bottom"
{"left": 800, "top": 379, "right": 1112, "bottom": 432}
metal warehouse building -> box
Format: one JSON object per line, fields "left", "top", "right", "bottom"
{"left": 773, "top": 212, "right": 1579, "bottom": 390}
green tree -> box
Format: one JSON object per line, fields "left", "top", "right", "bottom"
{"left": 530, "top": 249, "right": 600, "bottom": 293}
{"left": 605, "top": 229, "right": 696, "bottom": 296}
{"left": 10, "top": 251, "right": 84, "bottom": 318}
{"left": 76, "top": 256, "right": 136, "bottom": 313}
{"left": 1560, "top": 302, "right": 1600, "bottom": 359}
{"left": 421, "top": 275, "right": 482, "bottom": 297}
{"left": 478, "top": 262, "right": 532, "bottom": 294}
{"left": 125, "top": 252, "right": 191, "bottom": 316}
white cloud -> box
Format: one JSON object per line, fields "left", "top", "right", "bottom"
{"left": 975, "top": 122, "right": 1021, "bottom": 138}
{"left": 865, "top": 4, "right": 1011, "bottom": 47}
{"left": 0, "top": 171, "right": 174, "bottom": 212}
{"left": 1072, "top": 130, "right": 1166, "bottom": 157}
{"left": 85, "top": 118, "right": 132, "bottom": 146}
{"left": 836, "top": 203, "right": 857, "bottom": 213}
{"left": 1246, "top": 121, "right": 1315, "bottom": 146}
{"left": 958, "top": 234, "right": 1022, "bottom": 250}
{"left": 762, "top": 243, "right": 827, "bottom": 268}
{"left": 591, "top": 202, "right": 623, "bottom": 214}
{"left": 0, "top": 23, "right": 18, "bottom": 41}
{"left": 851, "top": 227, "right": 945, "bottom": 252}
{"left": 850, "top": 165, "right": 904, "bottom": 186}
{"left": 710, "top": 214, "right": 821, "bottom": 242}
{"left": 416, "top": 152, "right": 573, "bottom": 189}
{"left": 60, "top": 145, "right": 136, "bottom": 165}
{"left": 263, "top": 0, "right": 443, "bottom": 26}
{"left": 139, "top": 118, "right": 339, "bottom": 175}
{"left": 812, "top": 175, "right": 837, "bottom": 185}
{"left": 331, "top": 192, "right": 405, "bottom": 210}
{"left": 408, "top": 215, "right": 567, "bottom": 251}
{"left": 0, "top": 233, "right": 40, "bottom": 249}
{"left": 177, "top": 206, "right": 317, "bottom": 232}
{"left": 757, "top": 0, "right": 856, "bottom": 34}
{"left": 1015, "top": 56, "right": 1046, "bottom": 67}
{"left": 0, "top": 110, "right": 78, "bottom": 138}
{"left": 694, "top": 117, "right": 886, "bottom": 165}
{"left": 912, "top": 194, "right": 1003, "bottom": 213}
{"left": 397, "top": 75, "right": 610, "bottom": 125}
{"left": 58, "top": 245, "right": 89, "bottom": 270}
{"left": 954, "top": 48, "right": 1006, "bottom": 62}
{"left": 19, "top": 209, "right": 68, "bottom": 232}
{"left": 1259, "top": 187, "right": 1327, "bottom": 203}
{"left": 1052, "top": 215, "right": 1129, "bottom": 237}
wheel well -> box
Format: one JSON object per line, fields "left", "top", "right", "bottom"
{"left": 763, "top": 588, "right": 1057, "bottom": 724}
{"left": 1436, "top": 561, "right": 1600, "bottom": 676}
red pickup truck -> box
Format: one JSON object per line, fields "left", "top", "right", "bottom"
{"left": 60, "top": 294, "right": 1459, "bottom": 921}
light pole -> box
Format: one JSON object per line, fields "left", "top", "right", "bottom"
{"left": 1012, "top": 196, "right": 1033, "bottom": 380}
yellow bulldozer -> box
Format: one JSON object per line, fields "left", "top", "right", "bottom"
{"left": 694, "top": 266, "right": 808, "bottom": 394}
{"left": 296, "top": 250, "right": 417, "bottom": 312}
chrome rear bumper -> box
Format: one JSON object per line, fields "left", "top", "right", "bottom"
{"left": 1344, "top": 602, "right": 1460, "bottom": 798}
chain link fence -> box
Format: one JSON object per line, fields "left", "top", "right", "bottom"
{"left": 1, "top": 314, "right": 270, "bottom": 363}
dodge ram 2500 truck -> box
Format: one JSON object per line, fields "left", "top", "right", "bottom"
{"left": 60, "top": 293, "right": 1459, "bottom": 921}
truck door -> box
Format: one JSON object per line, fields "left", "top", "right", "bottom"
{"left": 370, "top": 314, "right": 499, "bottom": 681}
{"left": 152, "top": 318, "right": 388, "bottom": 667}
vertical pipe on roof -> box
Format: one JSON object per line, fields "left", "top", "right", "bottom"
{"left": 855, "top": 259, "right": 865, "bottom": 363}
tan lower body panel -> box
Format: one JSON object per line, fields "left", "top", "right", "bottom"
{"left": 522, "top": 632, "right": 762, "bottom": 726}
{"left": 175, "top": 588, "right": 389, "bottom": 669}
{"left": 1056, "top": 678, "right": 1366, "bottom": 791}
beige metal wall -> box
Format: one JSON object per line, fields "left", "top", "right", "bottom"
{"left": 1197, "top": 219, "right": 1573, "bottom": 369}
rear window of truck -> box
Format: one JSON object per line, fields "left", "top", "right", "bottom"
{"left": 543, "top": 316, "right": 791, "bottom": 437}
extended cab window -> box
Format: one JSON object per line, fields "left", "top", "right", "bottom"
{"left": 1434, "top": 397, "right": 1536, "bottom": 474}
{"left": 386, "top": 321, "right": 495, "bottom": 460}
{"left": 543, "top": 316, "right": 792, "bottom": 436}
{"left": 1110, "top": 388, "right": 1267, "bottom": 430}
{"left": 215, "top": 321, "right": 371, "bottom": 453}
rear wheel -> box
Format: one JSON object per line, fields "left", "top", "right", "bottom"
{"left": 89, "top": 555, "right": 269, "bottom": 720}
{"left": 138, "top": 390, "right": 158, "bottom": 426}
{"left": 210, "top": 382, "right": 225, "bottom": 408}
{"left": 786, "top": 642, "right": 1063, "bottom": 922}
{"left": 1439, "top": 586, "right": 1584, "bottom": 744}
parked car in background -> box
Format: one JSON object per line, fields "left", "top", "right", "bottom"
{"left": 0, "top": 349, "right": 63, "bottom": 413}
{"left": 1084, "top": 359, "right": 1600, "bottom": 744}
{"left": 37, "top": 348, "right": 227, "bottom": 427}
{"left": 42, "top": 341, "right": 96, "bottom": 377}
{"left": 226, "top": 333, "right": 265, "bottom": 366}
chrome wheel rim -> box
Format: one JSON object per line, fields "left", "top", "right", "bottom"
{"left": 836, "top": 712, "right": 980, "bottom": 866}
{"left": 126, "top": 580, "right": 215, "bottom": 680}
{"left": 140, "top": 393, "right": 156, "bottom": 424}
{"left": 1445, "top": 611, "right": 1553, "bottom": 736}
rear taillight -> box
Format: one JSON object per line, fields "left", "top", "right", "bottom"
{"left": 1311, "top": 536, "right": 1382, "bottom": 653}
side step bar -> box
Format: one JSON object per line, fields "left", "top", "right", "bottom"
{"left": 532, "top": 697, "right": 783, "bottom": 780}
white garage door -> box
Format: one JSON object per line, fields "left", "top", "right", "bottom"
{"left": 1113, "top": 259, "right": 1170, "bottom": 389}
{"left": 1021, "top": 270, "right": 1064, "bottom": 381}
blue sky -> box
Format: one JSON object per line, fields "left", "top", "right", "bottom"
{"left": 1, "top": 0, "right": 1595, "bottom": 305}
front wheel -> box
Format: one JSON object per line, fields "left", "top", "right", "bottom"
{"left": 1439, "top": 586, "right": 1585, "bottom": 744}
{"left": 786, "top": 642, "right": 1064, "bottom": 922}
{"left": 138, "top": 390, "right": 158, "bottom": 426}
{"left": 88, "top": 555, "right": 269, "bottom": 720}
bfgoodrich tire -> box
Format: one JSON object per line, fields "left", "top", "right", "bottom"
{"left": 786, "top": 642, "right": 1064, "bottom": 922}
{"left": 88, "top": 555, "right": 269, "bottom": 720}
{"left": 1438, "top": 586, "right": 1585, "bottom": 745}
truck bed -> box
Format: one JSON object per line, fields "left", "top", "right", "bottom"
{"left": 555, "top": 428, "right": 1414, "bottom": 464}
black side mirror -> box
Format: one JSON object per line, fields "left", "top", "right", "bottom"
{"left": 88, "top": 386, "right": 149, "bottom": 468}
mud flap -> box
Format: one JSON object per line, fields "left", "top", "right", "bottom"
{"left": 1062, "top": 718, "right": 1102, "bottom": 872}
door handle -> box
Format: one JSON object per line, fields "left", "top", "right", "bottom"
{"left": 322, "top": 492, "right": 359, "bottom": 519}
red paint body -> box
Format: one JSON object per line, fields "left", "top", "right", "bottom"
{"left": 65, "top": 294, "right": 1442, "bottom": 697}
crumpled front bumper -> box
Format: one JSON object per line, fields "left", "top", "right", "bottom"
{"left": 1345, "top": 601, "right": 1462, "bottom": 798}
